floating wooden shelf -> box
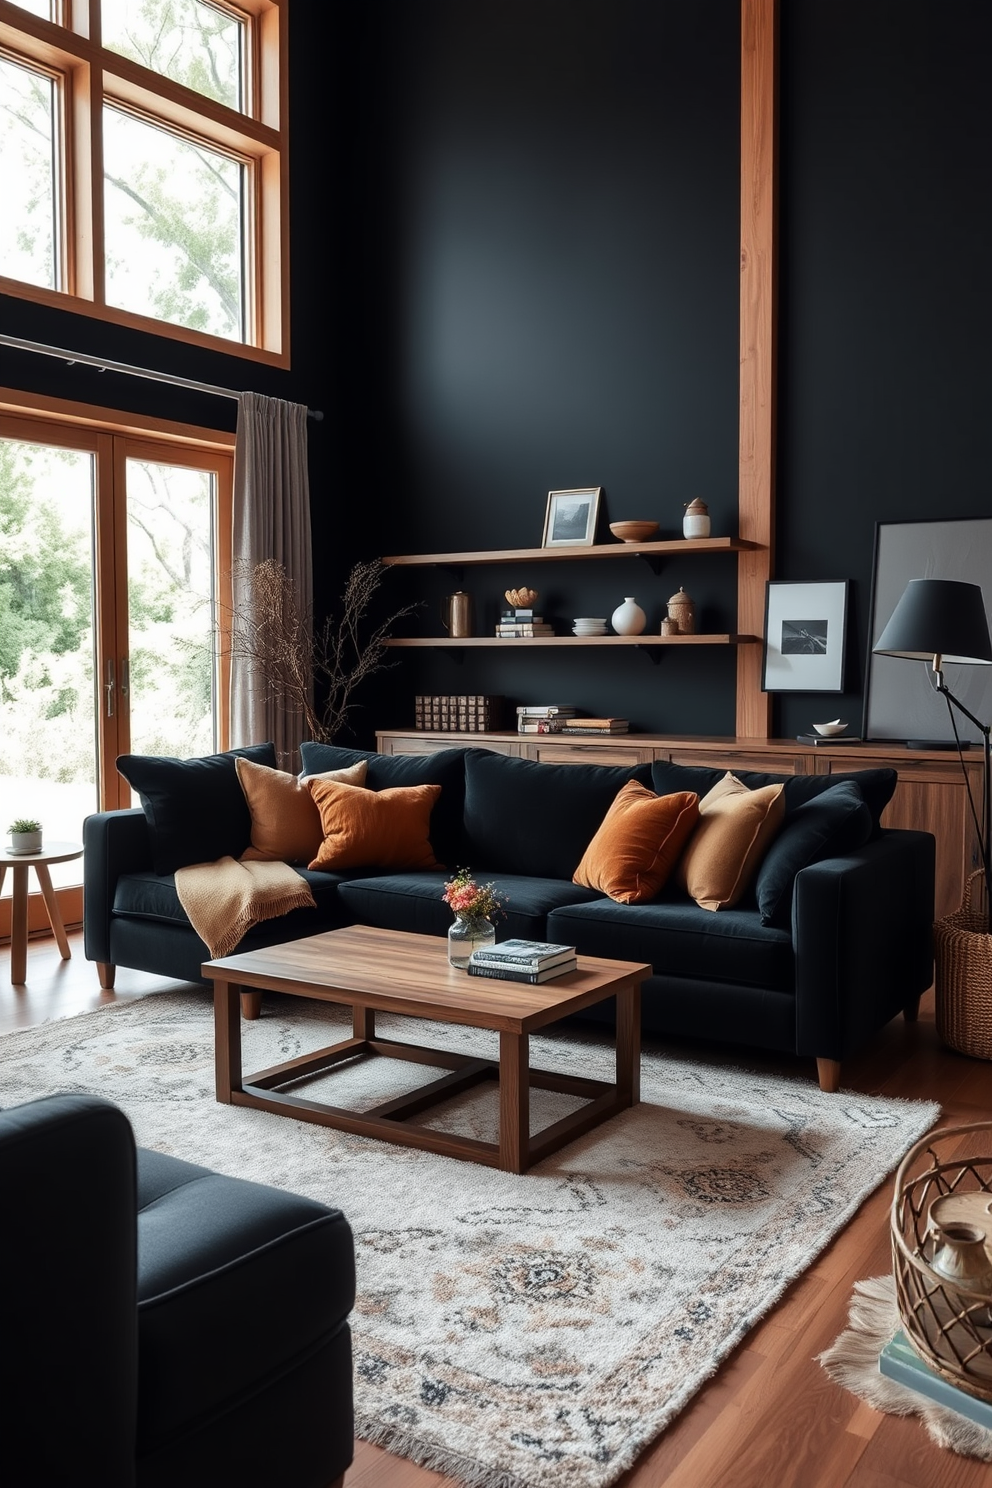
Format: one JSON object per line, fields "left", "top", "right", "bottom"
{"left": 384, "top": 634, "right": 759, "bottom": 648}
{"left": 381, "top": 537, "right": 748, "bottom": 567}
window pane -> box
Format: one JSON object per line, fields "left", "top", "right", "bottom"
{"left": 126, "top": 459, "right": 217, "bottom": 760}
{"left": 10, "top": 0, "right": 57, "bottom": 16}
{"left": 0, "top": 439, "right": 96, "bottom": 892}
{"left": 103, "top": 106, "right": 246, "bottom": 341}
{"left": 102, "top": 0, "right": 245, "bottom": 112}
{"left": 0, "top": 57, "right": 59, "bottom": 290}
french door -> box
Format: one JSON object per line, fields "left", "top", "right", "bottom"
{"left": 0, "top": 408, "right": 233, "bottom": 936}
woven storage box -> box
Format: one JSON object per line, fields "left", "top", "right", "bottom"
{"left": 935, "top": 869, "right": 992, "bottom": 1060}
{"left": 891, "top": 1122, "right": 992, "bottom": 1404}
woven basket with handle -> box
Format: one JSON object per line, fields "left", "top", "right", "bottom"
{"left": 935, "top": 869, "right": 992, "bottom": 1061}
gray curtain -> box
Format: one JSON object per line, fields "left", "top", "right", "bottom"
{"left": 230, "top": 391, "right": 313, "bottom": 765}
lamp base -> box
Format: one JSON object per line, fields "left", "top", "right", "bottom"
{"left": 906, "top": 739, "right": 974, "bottom": 751}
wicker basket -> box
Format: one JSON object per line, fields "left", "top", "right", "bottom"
{"left": 891, "top": 1123, "right": 992, "bottom": 1403}
{"left": 935, "top": 869, "right": 992, "bottom": 1060}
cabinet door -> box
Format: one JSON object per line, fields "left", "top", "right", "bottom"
{"left": 665, "top": 749, "right": 805, "bottom": 775}
{"left": 376, "top": 733, "right": 522, "bottom": 758}
{"left": 521, "top": 741, "right": 656, "bottom": 767}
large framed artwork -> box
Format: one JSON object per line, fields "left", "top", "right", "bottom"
{"left": 762, "top": 580, "right": 849, "bottom": 692}
{"left": 864, "top": 517, "right": 992, "bottom": 743}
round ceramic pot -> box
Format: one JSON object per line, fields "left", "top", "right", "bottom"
{"left": 611, "top": 597, "right": 646, "bottom": 636}
{"left": 8, "top": 831, "right": 42, "bottom": 855}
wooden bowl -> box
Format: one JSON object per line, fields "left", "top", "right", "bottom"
{"left": 609, "top": 521, "right": 660, "bottom": 543}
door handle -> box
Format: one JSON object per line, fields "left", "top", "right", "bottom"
{"left": 105, "top": 658, "right": 115, "bottom": 717}
{"left": 119, "top": 657, "right": 129, "bottom": 704}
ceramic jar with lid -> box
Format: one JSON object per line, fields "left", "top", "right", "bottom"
{"left": 682, "top": 499, "right": 711, "bottom": 539}
{"left": 666, "top": 586, "right": 696, "bottom": 635}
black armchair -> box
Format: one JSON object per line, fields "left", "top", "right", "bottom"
{"left": 0, "top": 1093, "right": 354, "bottom": 1488}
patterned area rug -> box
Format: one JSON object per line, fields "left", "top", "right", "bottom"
{"left": 0, "top": 992, "right": 939, "bottom": 1488}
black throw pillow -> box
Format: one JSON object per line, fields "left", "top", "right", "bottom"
{"left": 650, "top": 761, "right": 897, "bottom": 836}
{"left": 117, "top": 743, "right": 277, "bottom": 875}
{"left": 298, "top": 743, "right": 469, "bottom": 867}
{"left": 754, "top": 780, "right": 873, "bottom": 928}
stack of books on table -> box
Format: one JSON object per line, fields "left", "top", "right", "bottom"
{"left": 878, "top": 1330, "right": 992, "bottom": 1429}
{"left": 496, "top": 608, "right": 555, "bottom": 638}
{"left": 467, "top": 939, "right": 578, "bottom": 983}
{"left": 516, "top": 704, "right": 578, "bottom": 733}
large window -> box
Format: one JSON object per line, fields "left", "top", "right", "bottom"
{"left": 0, "top": 0, "right": 287, "bottom": 361}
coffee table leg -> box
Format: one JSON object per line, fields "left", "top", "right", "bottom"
{"left": 354, "top": 1004, "right": 375, "bottom": 1040}
{"left": 499, "top": 1030, "right": 530, "bottom": 1173}
{"left": 10, "top": 864, "right": 28, "bottom": 985}
{"left": 616, "top": 982, "right": 641, "bottom": 1106}
{"left": 214, "top": 979, "right": 242, "bottom": 1102}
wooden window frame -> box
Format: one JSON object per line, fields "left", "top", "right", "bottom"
{"left": 0, "top": 0, "right": 288, "bottom": 364}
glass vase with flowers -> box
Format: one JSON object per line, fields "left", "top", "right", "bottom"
{"left": 441, "top": 869, "right": 507, "bottom": 968}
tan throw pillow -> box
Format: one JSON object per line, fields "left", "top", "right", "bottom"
{"left": 573, "top": 782, "right": 700, "bottom": 904}
{"left": 307, "top": 778, "right": 441, "bottom": 871}
{"left": 676, "top": 771, "right": 786, "bottom": 911}
{"left": 237, "top": 756, "right": 368, "bottom": 863}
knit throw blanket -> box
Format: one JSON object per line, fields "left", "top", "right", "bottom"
{"left": 174, "top": 857, "right": 316, "bottom": 959}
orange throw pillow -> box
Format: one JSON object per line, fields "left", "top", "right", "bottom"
{"left": 675, "top": 772, "right": 786, "bottom": 911}
{"left": 306, "top": 778, "right": 441, "bottom": 871}
{"left": 237, "top": 756, "right": 368, "bottom": 863}
{"left": 573, "top": 782, "right": 700, "bottom": 904}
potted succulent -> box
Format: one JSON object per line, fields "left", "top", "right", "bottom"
{"left": 8, "top": 818, "right": 43, "bottom": 855}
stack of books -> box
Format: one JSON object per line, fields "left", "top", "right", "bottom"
{"left": 467, "top": 939, "right": 578, "bottom": 983}
{"left": 547, "top": 717, "right": 630, "bottom": 735}
{"left": 496, "top": 606, "right": 555, "bottom": 638}
{"left": 414, "top": 695, "right": 504, "bottom": 731}
{"left": 516, "top": 704, "right": 578, "bottom": 733}
{"left": 878, "top": 1330, "right": 992, "bottom": 1429}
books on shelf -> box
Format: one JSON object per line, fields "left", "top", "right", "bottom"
{"left": 878, "top": 1331, "right": 992, "bottom": 1429}
{"left": 496, "top": 623, "right": 555, "bottom": 637}
{"left": 467, "top": 958, "right": 578, "bottom": 984}
{"left": 796, "top": 734, "right": 863, "bottom": 745}
{"left": 471, "top": 939, "right": 576, "bottom": 970}
{"left": 414, "top": 694, "right": 503, "bottom": 731}
{"left": 514, "top": 705, "right": 578, "bottom": 716}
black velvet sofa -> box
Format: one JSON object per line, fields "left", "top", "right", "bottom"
{"left": 0, "top": 1092, "right": 354, "bottom": 1488}
{"left": 83, "top": 743, "right": 935, "bottom": 1091}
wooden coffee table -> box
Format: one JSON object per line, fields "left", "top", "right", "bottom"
{"left": 203, "top": 925, "right": 650, "bottom": 1173}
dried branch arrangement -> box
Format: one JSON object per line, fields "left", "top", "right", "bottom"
{"left": 230, "top": 558, "right": 419, "bottom": 743}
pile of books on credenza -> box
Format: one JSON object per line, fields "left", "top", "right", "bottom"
{"left": 496, "top": 605, "right": 554, "bottom": 638}
{"left": 516, "top": 705, "right": 630, "bottom": 735}
{"left": 467, "top": 939, "right": 578, "bottom": 984}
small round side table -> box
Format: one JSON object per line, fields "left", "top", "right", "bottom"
{"left": 0, "top": 841, "right": 83, "bottom": 985}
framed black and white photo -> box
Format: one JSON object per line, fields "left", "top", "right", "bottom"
{"left": 762, "top": 580, "right": 849, "bottom": 692}
{"left": 542, "top": 487, "right": 602, "bottom": 548}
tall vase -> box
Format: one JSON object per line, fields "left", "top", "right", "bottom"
{"left": 447, "top": 914, "right": 496, "bottom": 969}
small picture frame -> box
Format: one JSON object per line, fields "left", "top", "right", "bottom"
{"left": 762, "top": 580, "right": 849, "bottom": 692}
{"left": 542, "top": 487, "right": 602, "bottom": 548}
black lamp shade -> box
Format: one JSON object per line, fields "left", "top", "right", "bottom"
{"left": 873, "top": 579, "right": 992, "bottom": 665}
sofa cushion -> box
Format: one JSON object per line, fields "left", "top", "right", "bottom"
{"left": 300, "top": 743, "right": 467, "bottom": 866}
{"left": 573, "top": 783, "right": 700, "bottom": 903}
{"left": 547, "top": 895, "right": 795, "bottom": 992}
{"left": 338, "top": 871, "right": 603, "bottom": 942}
{"left": 113, "top": 866, "right": 353, "bottom": 930}
{"left": 676, "top": 774, "right": 786, "bottom": 911}
{"left": 755, "top": 780, "right": 873, "bottom": 928}
{"left": 117, "top": 744, "right": 277, "bottom": 875}
{"left": 650, "top": 761, "right": 897, "bottom": 836}
{"left": 237, "top": 756, "right": 368, "bottom": 863}
{"left": 135, "top": 1145, "right": 353, "bottom": 1455}
{"left": 461, "top": 750, "right": 652, "bottom": 880}
{"left": 307, "top": 779, "right": 440, "bottom": 871}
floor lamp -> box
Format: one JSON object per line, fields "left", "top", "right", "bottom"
{"left": 873, "top": 577, "right": 992, "bottom": 932}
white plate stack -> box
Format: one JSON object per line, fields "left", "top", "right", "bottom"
{"left": 572, "top": 617, "right": 608, "bottom": 636}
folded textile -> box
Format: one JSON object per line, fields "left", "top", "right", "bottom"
{"left": 175, "top": 856, "right": 316, "bottom": 959}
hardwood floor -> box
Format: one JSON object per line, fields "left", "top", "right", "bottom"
{"left": 2, "top": 930, "right": 989, "bottom": 1488}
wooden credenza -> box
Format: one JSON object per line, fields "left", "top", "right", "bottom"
{"left": 376, "top": 730, "right": 983, "bottom": 920}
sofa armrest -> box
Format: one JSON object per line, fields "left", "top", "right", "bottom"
{"left": 83, "top": 808, "right": 151, "bottom": 965}
{"left": 0, "top": 1094, "right": 138, "bottom": 1487}
{"left": 792, "top": 828, "right": 935, "bottom": 1060}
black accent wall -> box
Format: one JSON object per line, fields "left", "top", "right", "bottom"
{"left": 3, "top": 2, "right": 990, "bottom": 748}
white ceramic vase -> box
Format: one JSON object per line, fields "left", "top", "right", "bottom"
{"left": 611, "top": 597, "right": 646, "bottom": 636}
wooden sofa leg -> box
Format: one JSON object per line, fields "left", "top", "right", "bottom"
{"left": 241, "top": 990, "right": 262, "bottom": 1020}
{"left": 97, "top": 962, "right": 116, "bottom": 991}
{"left": 816, "top": 1058, "right": 841, "bottom": 1093}
{"left": 904, "top": 996, "right": 921, "bottom": 1022}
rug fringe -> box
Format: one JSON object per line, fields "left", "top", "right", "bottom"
{"left": 818, "top": 1275, "right": 992, "bottom": 1462}
{"left": 356, "top": 1414, "right": 531, "bottom": 1488}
